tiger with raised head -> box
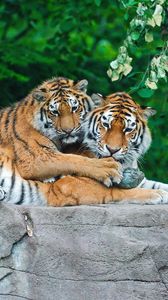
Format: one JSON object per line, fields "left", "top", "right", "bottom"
{"left": 0, "top": 77, "right": 122, "bottom": 206}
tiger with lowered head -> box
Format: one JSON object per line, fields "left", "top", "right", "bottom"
{"left": 79, "top": 91, "right": 168, "bottom": 203}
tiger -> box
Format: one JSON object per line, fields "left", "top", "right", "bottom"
{"left": 73, "top": 91, "right": 168, "bottom": 204}
{"left": 0, "top": 77, "right": 123, "bottom": 206}
{"left": 1, "top": 80, "right": 168, "bottom": 206}
{"left": 49, "top": 91, "right": 168, "bottom": 205}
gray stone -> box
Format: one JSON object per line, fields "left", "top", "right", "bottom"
{"left": 116, "top": 168, "right": 145, "bottom": 189}
{"left": 0, "top": 203, "right": 168, "bottom": 300}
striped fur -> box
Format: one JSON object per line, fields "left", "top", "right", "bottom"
{"left": 0, "top": 77, "right": 122, "bottom": 205}
{"left": 0, "top": 87, "right": 168, "bottom": 206}
{"left": 83, "top": 92, "right": 168, "bottom": 192}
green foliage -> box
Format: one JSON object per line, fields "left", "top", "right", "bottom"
{"left": 0, "top": 0, "right": 167, "bottom": 181}
{"left": 108, "top": 0, "right": 168, "bottom": 91}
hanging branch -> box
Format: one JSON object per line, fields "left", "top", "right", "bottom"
{"left": 107, "top": 0, "right": 168, "bottom": 91}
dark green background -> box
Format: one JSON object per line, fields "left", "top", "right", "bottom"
{"left": 0, "top": 0, "right": 167, "bottom": 180}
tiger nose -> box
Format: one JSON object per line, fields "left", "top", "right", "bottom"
{"left": 62, "top": 128, "right": 73, "bottom": 134}
{"left": 106, "top": 145, "right": 121, "bottom": 155}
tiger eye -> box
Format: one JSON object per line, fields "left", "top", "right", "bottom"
{"left": 125, "top": 128, "right": 133, "bottom": 133}
{"left": 103, "top": 123, "right": 109, "bottom": 129}
{"left": 50, "top": 110, "right": 59, "bottom": 116}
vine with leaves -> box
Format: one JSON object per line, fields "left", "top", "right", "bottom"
{"left": 107, "top": 0, "right": 168, "bottom": 97}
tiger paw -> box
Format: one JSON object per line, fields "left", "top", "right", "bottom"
{"left": 115, "top": 168, "right": 145, "bottom": 189}
{"left": 0, "top": 187, "right": 6, "bottom": 201}
{"left": 90, "top": 157, "right": 123, "bottom": 187}
{"left": 150, "top": 190, "right": 168, "bottom": 204}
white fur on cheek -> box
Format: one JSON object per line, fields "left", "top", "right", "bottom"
{"left": 33, "top": 110, "right": 57, "bottom": 140}
{"left": 138, "top": 127, "right": 152, "bottom": 156}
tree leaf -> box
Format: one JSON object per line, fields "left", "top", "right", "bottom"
{"left": 153, "top": 14, "right": 162, "bottom": 26}
{"left": 107, "top": 68, "right": 112, "bottom": 77}
{"left": 131, "top": 31, "right": 140, "bottom": 41}
{"left": 111, "top": 71, "right": 120, "bottom": 81}
{"left": 147, "top": 18, "right": 155, "bottom": 27}
{"left": 95, "top": 0, "right": 101, "bottom": 6}
{"left": 137, "top": 88, "right": 154, "bottom": 98}
{"left": 145, "top": 79, "right": 158, "bottom": 90}
{"left": 150, "top": 71, "right": 158, "bottom": 82}
{"left": 110, "top": 60, "right": 118, "bottom": 69}
{"left": 123, "top": 64, "right": 132, "bottom": 76}
{"left": 145, "top": 32, "right": 153, "bottom": 43}
{"left": 157, "top": 67, "right": 166, "bottom": 79}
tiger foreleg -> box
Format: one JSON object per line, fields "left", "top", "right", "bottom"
{"left": 138, "top": 178, "right": 168, "bottom": 192}
{"left": 17, "top": 150, "right": 122, "bottom": 188}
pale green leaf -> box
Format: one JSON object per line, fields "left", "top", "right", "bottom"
{"left": 107, "top": 68, "right": 112, "bottom": 77}
{"left": 157, "top": 67, "right": 166, "bottom": 78}
{"left": 145, "top": 79, "right": 158, "bottom": 90}
{"left": 145, "top": 32, "right": 153, "bottom": 43}
{"left": 153, "top": 4, "right": 163, "bottom": 16}
{"left": 153, "top": 5, "right": 163, "bottom": 26}
{"left": 151, "top": 57, "right": 161, "bottom": 68}
{"left": 147, "top": 18, "right": 156, "bottom": 27}
{"left": 117, "top": 64, "right": 124, "bottom": 74}
{"left": 153, "top": 14, "right": 162, "bottom": 26}
{"left": 126, "top": 56, "right": 133, "bottom": 64}
{"left": 111, "top": 71, "right": 120, "bottom": 81}
{"left": 110, "top": 60, "right": 119, "bottom": 69}
{"left": 150, "top": 71, "right": 158, "bottom": 82}
{"left": 123, "top": 64, "right": 132, "bottom": 76}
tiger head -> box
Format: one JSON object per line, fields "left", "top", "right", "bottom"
{"left": 83, "top": 92, "right": 156, "bottom": 166}
{"left": 32, "top": 77, "right": 100, "bottom": 144}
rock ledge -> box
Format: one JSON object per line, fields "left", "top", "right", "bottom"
{"left": 0, "top": 203, "right": 168, "bottom": 300}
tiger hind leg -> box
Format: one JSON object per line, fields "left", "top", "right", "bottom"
{"left": 112, "top": 187, "right": 168, "bottom": 204}
{"left": 42, "top": 176, "right": 168, "bottom": 206}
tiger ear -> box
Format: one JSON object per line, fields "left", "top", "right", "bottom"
{"left": 142, "top": 106, "right": 157, "bottom": 119}
{"left": 74, "top": 79, "right": 88, "bottom": 92}
{"left": 32, "top": 89, "right": 46, "bottom": 102}
{"left": 91, "top": 93, "right": 104, "bottom": 106}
